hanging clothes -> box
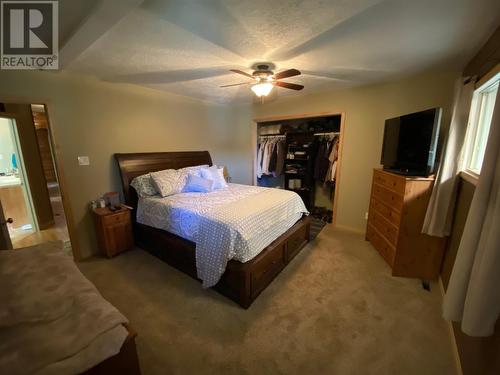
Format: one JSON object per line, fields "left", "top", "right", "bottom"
{"left": 275, "top": 140, "right": 286, "bottom": 175}
{"left": 256, "top": 137, "right": 286, "bottom": 178}
{"left": 268, "top": 142, "right": 278, "bottom": 173}
{"left": 313, "top": 139, "right": 327, "bottom": 180}
{"left": 256, "top": 139, "right": 266, "bottom": 178}
{"left": 324, "top": 136, "right": 339, "bottom": 184}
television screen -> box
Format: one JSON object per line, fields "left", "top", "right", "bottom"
{"left": 381, "top": 108, "right": 441, "bottom": 176}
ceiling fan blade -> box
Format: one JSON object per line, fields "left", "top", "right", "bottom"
{"left": 220, "top": 82, "right": 250, "bottom": 88}
{"left": 274, "top": 81, "right": 304, "bottom": 91}
{"left": 230, "top": 69, "right": 254, "bottom": 78}
{"left": 274, "top": 69, "right": 301, "bottom": 80}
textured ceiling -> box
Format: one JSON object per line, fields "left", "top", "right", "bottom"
{"left": 63, "top": 0, "right": 500, "bottom": 103}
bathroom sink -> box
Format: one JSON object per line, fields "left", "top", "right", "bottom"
{"left": 0, "top": 175, "right": 21, "bottom": 187}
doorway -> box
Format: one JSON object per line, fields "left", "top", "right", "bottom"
{"left": 0, "top": 105, "right": 71, "bottom": 251}
{"left": 0, "top": 115, "right": 37, "bottom": 246}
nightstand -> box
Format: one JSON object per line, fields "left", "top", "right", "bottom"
{"left": 92, "top": 206, "right": 134, "bottom": 257}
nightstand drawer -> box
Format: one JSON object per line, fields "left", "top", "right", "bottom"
{"left": 102, "top": 211, "right": 129, "bottom": 225}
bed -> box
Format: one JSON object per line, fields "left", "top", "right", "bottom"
{"left": 115, "top": 151, "right": 311, "bottom": 308}
{"left": 0, "top": 241, "right": 140, "bottom": 375}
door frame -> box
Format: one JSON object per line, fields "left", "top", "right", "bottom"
{"left": 0, "top": 98, "right": 81, "bottom": 260}
{"left": 0, "top": 113, "right": 39, "bottom": 235}
{"left": 252, "top": 111, "right": 346, "bottom": 227}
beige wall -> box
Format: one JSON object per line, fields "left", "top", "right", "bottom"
{"left": 253, "top": 71, "right": 458, "bottom": 231}
{"left": 0, "top": 70, "right": 253, "bottom": 258}
{"left": 0, "top": 69, "right": 459, "bottom": 256}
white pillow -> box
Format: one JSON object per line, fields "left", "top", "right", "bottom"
{"left": 179, "top": 164, "right": 209, "bottom": 177}
{"left": 183, "top": 174, "right": 214, "bottom": 193}
{"left": 150, "top": 169, "right": 188, "bottom": 197}
{"left": 200, "top": 166, "right": 228, "bottom": 190}
{"left": 130, "top": 173, "right": 158, "bottom": 197}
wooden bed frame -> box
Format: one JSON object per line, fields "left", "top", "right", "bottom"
{"left": 115, "top": 151, "right": 311, "bottom": 308}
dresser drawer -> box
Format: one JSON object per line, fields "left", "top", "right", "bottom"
{"left": 366, "top": 224, "right": 396, "bottom": 267}
{"left": 372, "top": 184, "right": 403, "bottom": 212}
{"left": 370, "top": 198, "right": 401, "bottom": 227}
{"left": 102, "top": 211, "right": 129, "bottom": 226}
{"left": 373, "top": 171, "right": 406, "bottom": 194}
{"left": 370, "top": 210, "right": 399, "bottom": 246}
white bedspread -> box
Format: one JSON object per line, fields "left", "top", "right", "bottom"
{"left": 0, "top": 242, "right": 128, "bottom": 375}
{"left": 137, "top": 184, "right": 308, "bottom": 287}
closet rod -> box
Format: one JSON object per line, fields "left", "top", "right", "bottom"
{"left": 258, "top": 134, "right": 286, "bottom": 138}
{"left": 313, "top": 131, "right": 340, "bottom": 136}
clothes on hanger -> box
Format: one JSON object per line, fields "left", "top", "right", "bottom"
{"left": 257, "top": 136, "right": 286, "bottom": 178}
{"left": 324, "top": 136, "right": 339, "bottom": 184}
{"left": 313, "top": 134, "right": 339, "bottom": 183}
{"left": 275, "top": 141, "right": 286, "bottom": 175}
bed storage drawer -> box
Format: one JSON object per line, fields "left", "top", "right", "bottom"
{"left": 285, "top": 223, "right": 309, "bottom": 262}
{"left": 250, "top": 243, "right": 285, "bottom": 298}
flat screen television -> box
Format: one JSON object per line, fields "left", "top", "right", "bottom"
{"left": 381, "top": 108, "right": 441, "bottom": 176}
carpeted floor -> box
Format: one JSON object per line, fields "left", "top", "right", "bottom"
{"left": 79, "top": 225, "right": 458, "bottom": 375}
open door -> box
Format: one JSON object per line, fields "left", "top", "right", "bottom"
{"left": 0, "top": 199, "right": 13, "bottom": 250}
{"left": 0, "top": 115, "right": 38, "bottom": 248}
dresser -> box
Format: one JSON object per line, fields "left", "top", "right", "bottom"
{"left": 366, "top": 169, "right": 445, "bottom": 280}
{"left": 93, "top": 207, "right": 134, "bottom": 258}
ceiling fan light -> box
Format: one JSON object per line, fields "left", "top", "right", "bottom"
{"left": 251, "top": 82, "right": 273, "bottom": 97}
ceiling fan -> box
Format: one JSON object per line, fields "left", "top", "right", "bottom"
{"left": 220, "top": 64, "right": 304, "bottom": 97}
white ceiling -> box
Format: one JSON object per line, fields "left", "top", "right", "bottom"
{"left": 60, "top": 0, "right": 500, "bottom": 103}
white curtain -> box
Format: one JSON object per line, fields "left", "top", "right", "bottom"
{"left": 443, "top": 88, "right": 500, "bottom": 336}
{"left": 422, "top": 79, "right": 475, "bottom": 237}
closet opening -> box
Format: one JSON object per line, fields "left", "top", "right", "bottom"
{"left": 254, "top": 113, "right": 344, "bottom": 230}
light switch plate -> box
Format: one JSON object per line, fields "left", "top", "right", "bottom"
{"left": 78, "top": 156, "right": 90, "bottom": 166}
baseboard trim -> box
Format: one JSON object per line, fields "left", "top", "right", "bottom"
{"left": 439, "top": 277, "right": 463, "bottom": 375}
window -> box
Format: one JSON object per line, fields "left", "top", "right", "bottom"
{"left": 463, "top": 73, "right": 499, "bottom": 175}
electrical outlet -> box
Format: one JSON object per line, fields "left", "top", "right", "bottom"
{"left": 365, "top": 212, "right": 369, "bottom": 220}
{"left": 78, "top": 156, "right": 90, "bottom": 166}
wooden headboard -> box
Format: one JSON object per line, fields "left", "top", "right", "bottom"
{"left": 114, "top": 151, "right": 213, "bottom": 207}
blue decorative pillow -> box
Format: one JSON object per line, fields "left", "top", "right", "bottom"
{"left": 183, "top": 174, "right": 214, "bottom": 193}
